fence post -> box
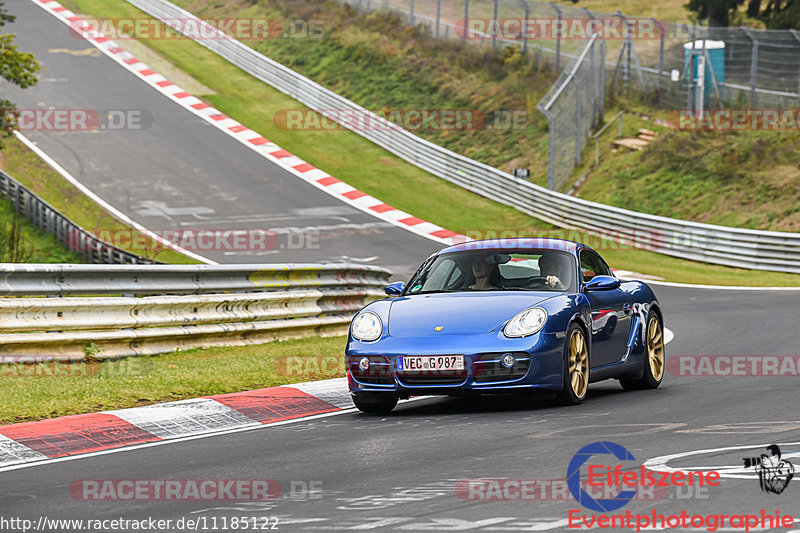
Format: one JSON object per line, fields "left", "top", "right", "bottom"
{"left": 409, "top": 0, "right": 415, "bottom": 25}
{"left": 549, "top": 2, "right": 562, "bottom": 70}
{"left": 617, "top": 11, "right": 631, "bottom": 91}
{"left": 383, "top": 0, "right": 389, "bottom": 13}
{"left": 743, "top": 28, "right": 759, "bottom": 107}
{"left": 435, "top": 0, "right": 441, "bottom": 38}
{"left": 656, "top": 18, "right": 665, "bottom": 103}
{"left": 462, "top": 0, "right": 470, "bottom": 41}
{"left": 492, "top": 0, "right": 499, "bottom": 48}
{"left": 575, "top": 80, "right": 583, "bottom": 166}
{"left": 790, "top": 29, "right": 800, "bottom": 103}
{"left": 519, "top": 0, "right": 529, "bottom": 53}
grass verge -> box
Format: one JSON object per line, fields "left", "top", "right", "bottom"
{"left": 0, "top": 335, "right": 346, "bottom": 424}
{"left": 54, "top": 0, "right": 800, "bottom": 286}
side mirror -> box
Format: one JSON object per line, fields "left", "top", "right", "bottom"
{"left": 585, "top": 275, "right": 620, "bottom": 291}
{"left": 384, "top": 281, "right": 405, "bottom": 296}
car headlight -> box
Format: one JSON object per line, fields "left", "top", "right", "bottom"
{"left": 351, "top": 311, "right": 382, "bottom": 341}
{"left": 504, "top": 307, "right": 547, "bottom": 338}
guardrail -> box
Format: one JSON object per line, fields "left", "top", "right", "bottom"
{"left": 125, "top": 0, "right": 800, "bottom": 274}
{"left": 0, "top": 263, "right": 390, "bottom": 359}
{"left": 0, "top": 168, "right": 154, "bottom": 265}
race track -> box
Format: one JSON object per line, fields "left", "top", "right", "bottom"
{"left": 1, "top": 0, "right": 799, "bottom": 531}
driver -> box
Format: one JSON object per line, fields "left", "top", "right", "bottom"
{"left": 538, "top": 253, "right": 566, "bottom": 290}
{"left": 470, "top": 255, "right": 501, "bottom": 290}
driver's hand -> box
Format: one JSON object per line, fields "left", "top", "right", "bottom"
{"left": 546, "top": 275, "right": 562, "bottom": 288}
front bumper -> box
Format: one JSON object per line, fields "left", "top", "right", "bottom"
{"left": 346, "top": 331, "right": 564, "bottom": 395}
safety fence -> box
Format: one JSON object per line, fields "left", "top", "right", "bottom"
{"left": 0, "top": 168, "right": 153, "bottom": 264}
{"left": 338, "top": 0, "right": 800, "bottom": 109}
{"left": 536, "top": 34, "right": 605, "bottom": 189}
{"left": 0, "top": 263, "right": 389, "bottom": 359}
{"left": 121, "top": 0, "right": 800, "bottom": 274}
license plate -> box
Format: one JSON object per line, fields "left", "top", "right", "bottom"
{"left": 398, "top": 355, "right": 464, "bottom": 372}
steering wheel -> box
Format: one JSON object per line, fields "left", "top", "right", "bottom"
{"left": 523, "top": 276, "right": 550, "bottom": 288}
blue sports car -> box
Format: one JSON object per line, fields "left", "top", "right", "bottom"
{"left": 345, "top": 238, "right": 665, "bottom": 413}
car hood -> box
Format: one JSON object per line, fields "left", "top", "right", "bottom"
{"left": 387, "top": 291, "right": 558, "bottom": 337}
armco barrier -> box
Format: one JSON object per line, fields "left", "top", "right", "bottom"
{"left": 125, "top": 0, "right": 800, "bottom": 274}
{"left": 0, "top": 263, "right": 390, "bottom": 359}
{"left": 0, "top": 168, "right": 154, "bottom": 265}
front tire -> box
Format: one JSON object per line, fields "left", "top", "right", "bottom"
{"left": 352, "top": 393, "right": 398, "bottom": 414}
{"left": 620, "top": 311, "right": 664, "bottom": 390}
{"left": 555, "top": 323, "right": 589, "bottom": 405}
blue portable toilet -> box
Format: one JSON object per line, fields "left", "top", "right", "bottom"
{"left": 683, "top": 40, "right": 725, "bottom": 99}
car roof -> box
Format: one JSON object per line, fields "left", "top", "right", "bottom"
{"left": 437, "top": 238, "right": 586, "bottom": 256}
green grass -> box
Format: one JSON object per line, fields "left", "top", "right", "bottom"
{"left": 0, "top": 196, "right": 80, "bottom": 263}
{"left": 56, "top": 0, "right": 800, "bottom": 286}
{"left": 0, "top": 334, "right": 347, "bottom": 424}
{"left": 0, "top": 136, "right": 198, "bottom": 264}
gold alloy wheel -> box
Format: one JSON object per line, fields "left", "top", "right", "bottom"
{"left": 647, "top": 316, "right": 665, "bottom": 381}
{"left": 568, "top": 328, "right": 589, "bottom": 398}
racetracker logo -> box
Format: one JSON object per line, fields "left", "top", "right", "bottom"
{"left": 69, "top": 18, "right": 323, "bottom": 40}
{"left": 667, "top": 355, "right": 800, "bottom": 377}
{"left": 452, "top": 229, "right": 666, "bottom": 251}
{"left": 67, "top": 229, "right": 323, "bottom": 253}
{"left": 1, "top": 109, "right": 150, "bottom": 132}
{"left": 69, "top": 480, "right": 282, "bottom": 501}
{"left": 677, "top": 109, "right": 800, "bottom": 131}
{"left": 273, "top": 109, "right": 531, "bottom": 132}
{"left": 454, "top": 18, "right": 677, "bottom": 40}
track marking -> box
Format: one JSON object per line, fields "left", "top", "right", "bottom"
{"left": 644, "top": 441, "right": 800, "bottom": 479}
{"left": 14, "top": 130, "right": 215, "bottom": 264}
{"left": 28, "top": 0, "right": 464, "bottom": 248}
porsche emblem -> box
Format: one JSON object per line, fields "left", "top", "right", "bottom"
{"left": 434, "top": 326, "right": 444, "bottom": 332}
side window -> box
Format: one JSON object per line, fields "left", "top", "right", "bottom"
{"left": 422, "top": 259, "right": 460, "bottom": 291}
{"left": 580, "top": 251, "right": 611, "bottom": 282}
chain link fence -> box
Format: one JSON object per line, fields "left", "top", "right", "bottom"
{"left": 536, "top": 34, "right": 605, "bottom": 190}
{"left": 342, "top": 0, "right": 800, "bottom": 109}
{"left": 334, "top": 0, "right": 800, "bottom": 183}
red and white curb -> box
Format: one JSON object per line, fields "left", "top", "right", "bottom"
{"left": 32, "top": 0, "right": 465, "bottom": 248}
{"left": 0, "top": 378, "right": 353, "bottom": 468}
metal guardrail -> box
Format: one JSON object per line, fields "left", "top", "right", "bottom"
{"left": 0, "top": 168, "right": 153, "bottom": 265}
{"left": 125, "top": 0, "right": 800, "bottom": 274}
{"left": 0, "top": 263, "right": 390, "bottom": 359}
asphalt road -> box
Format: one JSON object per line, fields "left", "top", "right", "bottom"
{"left": 2, "top": 1, "right": 800, "bottom": 531}
{"left": 0, "top": 0, "right": 441, "bottom": 277}
{"left": 1, "top": 286, "right": 799, "bottom": 531}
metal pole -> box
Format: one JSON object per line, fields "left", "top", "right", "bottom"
{"left": 686, "top": 28, "right": 696, "bottom": 111}
{"left": 695, "top": 54, "right": 705, "bottom": 116}
{"left": 492, "top": 0, "right": 499, "bottom": 49}
{"left": 410, "top": 0, "right": 415, "bottom": 26}
{"left": 435, "top": 0, "right": 442, "bottom": 38}
{"left": 743, "top": 28, "right": 758, "bottom": 107}
{"left": 600, "top": 39, "right": 606, "bottom": 124}
{"left": 618, "top": 12, "right": 630, "bottom": 91}
{"left": 383, "top": 0, "right": 389, "bottom": 13}
{"left": 657, "top": 19, "right": 665, "bottom": 103}
{"left": 519, "top": 0, "right": 529, "bottom": 53}
{"left": 790, "top": 29, "right": 800, "bottom": 102}
{"left": 576, "top": 81, "right": 583, "bottom": 166}
{"left": 463, "top": 0, "right": 470, "bottom": 41}
{"left": 550, "top": 2, "right": 562, "bottom": 70}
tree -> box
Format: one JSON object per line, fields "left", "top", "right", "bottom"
{"left": 684, "top": 0, "right": 746, "bottom": 26}
{"left": 686, "top": 0, "right": 800, "bottom": 27}
{"left": 0, "top": 1, "right": 40, "bottom": 145}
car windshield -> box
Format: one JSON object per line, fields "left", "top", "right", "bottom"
{"left": 405, "top": 249, "right": 577, "bottom": 294}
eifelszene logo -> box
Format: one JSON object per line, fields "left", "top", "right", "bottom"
{"left": 743, "top": 445, "right": 795, "bottom": 495}
{"left": 567, "top": 441, "right": 720, "bottom": 512}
